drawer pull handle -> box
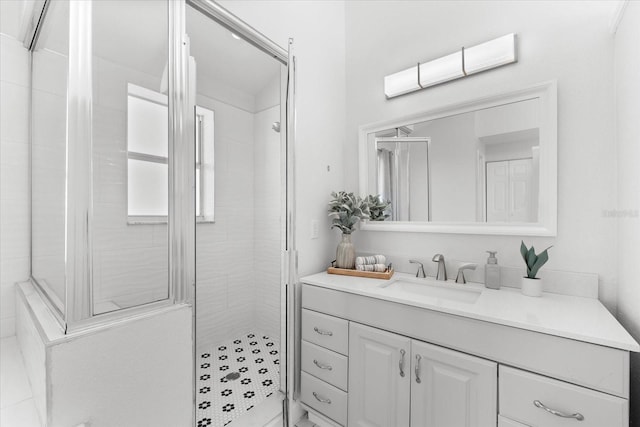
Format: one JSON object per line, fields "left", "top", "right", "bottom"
{"left": 314, "top": 327, "right": 333, "bottom": 336}
{"left": 399, "top": 349, "right": 406, "bottom": 377}
{"left": 313, "top": 392, "right": 332, "bottom": 404}
{"left": 415, "top": 354, "right": 422, "bottom": 383}
{"left": 313, "top": 359, "right": 333, "bottom": 370}
{"left": 533, "top": 400, "right": 584, "bottom": 421}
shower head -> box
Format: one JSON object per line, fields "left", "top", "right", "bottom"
{"left": 272, "top": 121, "right": 281, "bottom": 133}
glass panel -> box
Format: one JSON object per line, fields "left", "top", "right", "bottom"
{"left": 31, "top": 0, "right": 70, "bottom": 314}
{"left": 91, "top": 0, "right": 169, "bottom": 314}
{"left": 127, "top": 85, "right": 169, "bottom": 158}
{"left": 127, "top": 159, "right": 168, "bottom": 217}
{"left": 187, "top": 4, "right": 284, "bottom": 420}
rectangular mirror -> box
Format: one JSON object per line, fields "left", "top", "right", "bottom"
{"left": 359, "top": 81, "right": 557, "bottom": 236}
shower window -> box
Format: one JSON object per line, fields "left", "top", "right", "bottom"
{"left": 126, "top": 84, "right": 214, "bottom": 223}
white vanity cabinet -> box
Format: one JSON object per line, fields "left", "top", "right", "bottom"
{"left": 348, "top": 322, "right": 497, "bottom": 427}
{"left": 300, "top": 273, "right": 638, "bottom": 427}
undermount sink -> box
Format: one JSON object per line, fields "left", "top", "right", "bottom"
{"left": 378, "top": 278, "right": 482, "bottom": 304}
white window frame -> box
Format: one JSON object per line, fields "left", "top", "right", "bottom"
{"left": 126, "top": 83, "right": 214, "bottom": 224}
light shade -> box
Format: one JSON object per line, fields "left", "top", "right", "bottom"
{"left": 464, "top": 33, "right": 517, "bottom": 75}
{"left": 419, "top": 50, "right": 464, "bottom": 88}
{"left": 384, "top": 33, "right": 517, "bottom": 98}
{"left": 384, "top": 66, "right": 420, "bottom": 98}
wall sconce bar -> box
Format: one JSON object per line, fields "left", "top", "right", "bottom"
{"left": 385, "top": 33, "right": 517, "bottom": 99}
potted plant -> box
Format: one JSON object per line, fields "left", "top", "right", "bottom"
{"left": 328, "top": 191, "right": 370, "bottom": 269}
{"left": 365, "top": 195, "right": 391, "bottom": 221}
{"left": 520, "top": 241, "right": 552, "bottom": 297}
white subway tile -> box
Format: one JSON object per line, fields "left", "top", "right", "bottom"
{"left": 0, "top": 35, "right": 29, "bottom": 87}
{"left": 0, "top": 81, "right": 29, "bottom": 143}
{"left": 0, "top": 316, "right": 15, "bottom": 338}
{"left": 0, "top": 1, "right": 24, "bottom": 40}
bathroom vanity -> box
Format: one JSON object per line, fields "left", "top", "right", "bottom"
{"left": 299, "top": 272, "right": 639, "bottom": 427}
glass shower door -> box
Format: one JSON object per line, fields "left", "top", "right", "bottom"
{"left": 186, "top": 2, "right": 289, "bottom": 425}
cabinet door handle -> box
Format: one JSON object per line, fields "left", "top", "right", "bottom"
{"left": 313, "top": 359, "right": 333, "bottom": 370}
{"left": 313, "top": 327, "right": 333, "bottom": 336}
{"left": 399, "top": 349, "right": 406, "bottom": 377}
{"left": 533, "top": 400, "right": 584, "bottom": 421}
{"left": 415, "top": 354, "right": 422, "bottom": 383}
{"left": 313, "top": 392, "right": 332, "bottom": 404}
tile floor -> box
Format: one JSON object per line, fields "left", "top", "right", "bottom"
{"left": 0, "top": 336, "right": 42, "bottom": 427}
{"left": 197, "top": 332, "right": 280, "bottom": 427}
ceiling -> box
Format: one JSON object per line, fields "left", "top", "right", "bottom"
{"left": 36, "top": 1, "right": 281, "bottom": 102}
{"left": 186, "top": 4, "right": 282, "bottom": 99}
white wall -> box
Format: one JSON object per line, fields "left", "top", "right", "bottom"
{"left": 218, "top": 0, "right": 347, "bottom": 277}
{"left": 47, "top": 307, "right": 193, "bottom": 427}
{"left": 17, "top": 283, "right": 193, "bottom": 427}
{"left": 345, "top": 1, "right": 619, "bottom": 311}
{"left": 614, "top": 1, "right": 640, "bottom": 423}
{"left": 0, "top": 1, "right": 31, "bottom": 337}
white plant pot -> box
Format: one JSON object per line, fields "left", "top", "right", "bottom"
{"left": 521, "top": 277, "right": 543, "bottom": 297}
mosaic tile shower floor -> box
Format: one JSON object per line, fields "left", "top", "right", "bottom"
{"left": 196, "top": 332, "right": 280, "bottom": 427}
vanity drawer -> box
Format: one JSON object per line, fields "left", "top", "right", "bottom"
{"left": 301, "top": 371, "right": 348, "bottom": 426}
{"left": 302, "top": 309, "right": 349, "bottom": 355}
{"left": 499, "top": 366, "right": 628, "bottom": 427}
{"left": 301, "top": 340, "right": 348, "bottom": 391}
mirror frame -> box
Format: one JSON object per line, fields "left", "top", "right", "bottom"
{"left": 358, "top": 80, "right": 557, "bottom": 236}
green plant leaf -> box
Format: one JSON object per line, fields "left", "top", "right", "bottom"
{"left": 520, "top": 241, "right": 528, "bottom": 262}
{"left": 520, "top": 241, "right": 552, "bottom": 279}
{"left": 526, "top": 247, "right": 537, "bottom": 269}
{"left": 529, "top": 248, "right": 550, "bottom": 278}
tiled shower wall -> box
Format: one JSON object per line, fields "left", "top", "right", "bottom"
{"left": 196, "top": 75, "right": 282, "bottom": 348}
{"left": 196, "top": 92, "right": 256, "bottom": 347}
{"left": 253, "top": 104, "right": 281, "bottom": 341}
{"left": 0, "top": 29, "right": 31, "bottom": 338}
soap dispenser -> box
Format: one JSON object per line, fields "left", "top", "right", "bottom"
{"left": 485, "top": 251, "right": 501, "bottom": 290}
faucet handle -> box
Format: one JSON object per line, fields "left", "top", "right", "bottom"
{"left": 409, "top": 260, "right": 426, "bottom": 278}
{"left": 455, "top": 263, "right": 477, "bottom": 284}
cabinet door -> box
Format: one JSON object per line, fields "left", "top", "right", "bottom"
{"left": 410, "top": 340, "right": 497, "bottom": 427}
{"left": 348, "top": 322, "right": 411, "bottom": 427}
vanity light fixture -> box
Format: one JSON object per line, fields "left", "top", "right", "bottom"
{"left": 384, "top": 65, "right": 422, "bottom": 98}
{"left": 384, "top": 33, "right": 517, "bottom": 98}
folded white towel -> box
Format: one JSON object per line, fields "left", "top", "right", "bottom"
{"left": 355, "top": 255, "right": 386, "bottom": 266}
{"left": 355, "top": 263, "right": 387, "bottom": 272}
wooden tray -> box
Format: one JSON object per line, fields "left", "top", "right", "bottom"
{"left": 327, "top": 267, "right": 394, "bottom": 280}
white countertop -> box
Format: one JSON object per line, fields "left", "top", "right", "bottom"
{"left": 300, "top": 272, "right": 640, "bottom": 352}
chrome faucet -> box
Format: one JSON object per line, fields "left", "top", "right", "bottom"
{"left": 432, "top": 254, "right": 447, "bottom": 281}
{"left": 409, "top": 259, "right": 426, "bottom": 278}
{"left": 455, "top": 263, "right": 477, "bottom": 284}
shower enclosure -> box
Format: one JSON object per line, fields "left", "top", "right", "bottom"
{"left": 24, "top": 0, "right": 296, "bottom": 425}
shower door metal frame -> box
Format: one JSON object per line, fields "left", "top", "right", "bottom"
{"left": 24, "top": 0, "right": 194, "bottom": 334}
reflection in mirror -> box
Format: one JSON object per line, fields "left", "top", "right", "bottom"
{"left": 372, "top": 137, "right": 430, "bottom": 221}
{"left": 359, "top": 81, "right": 557, "bottom": 236}
{"left": 368, "top": 98, "right": 540, "bottom": 223}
